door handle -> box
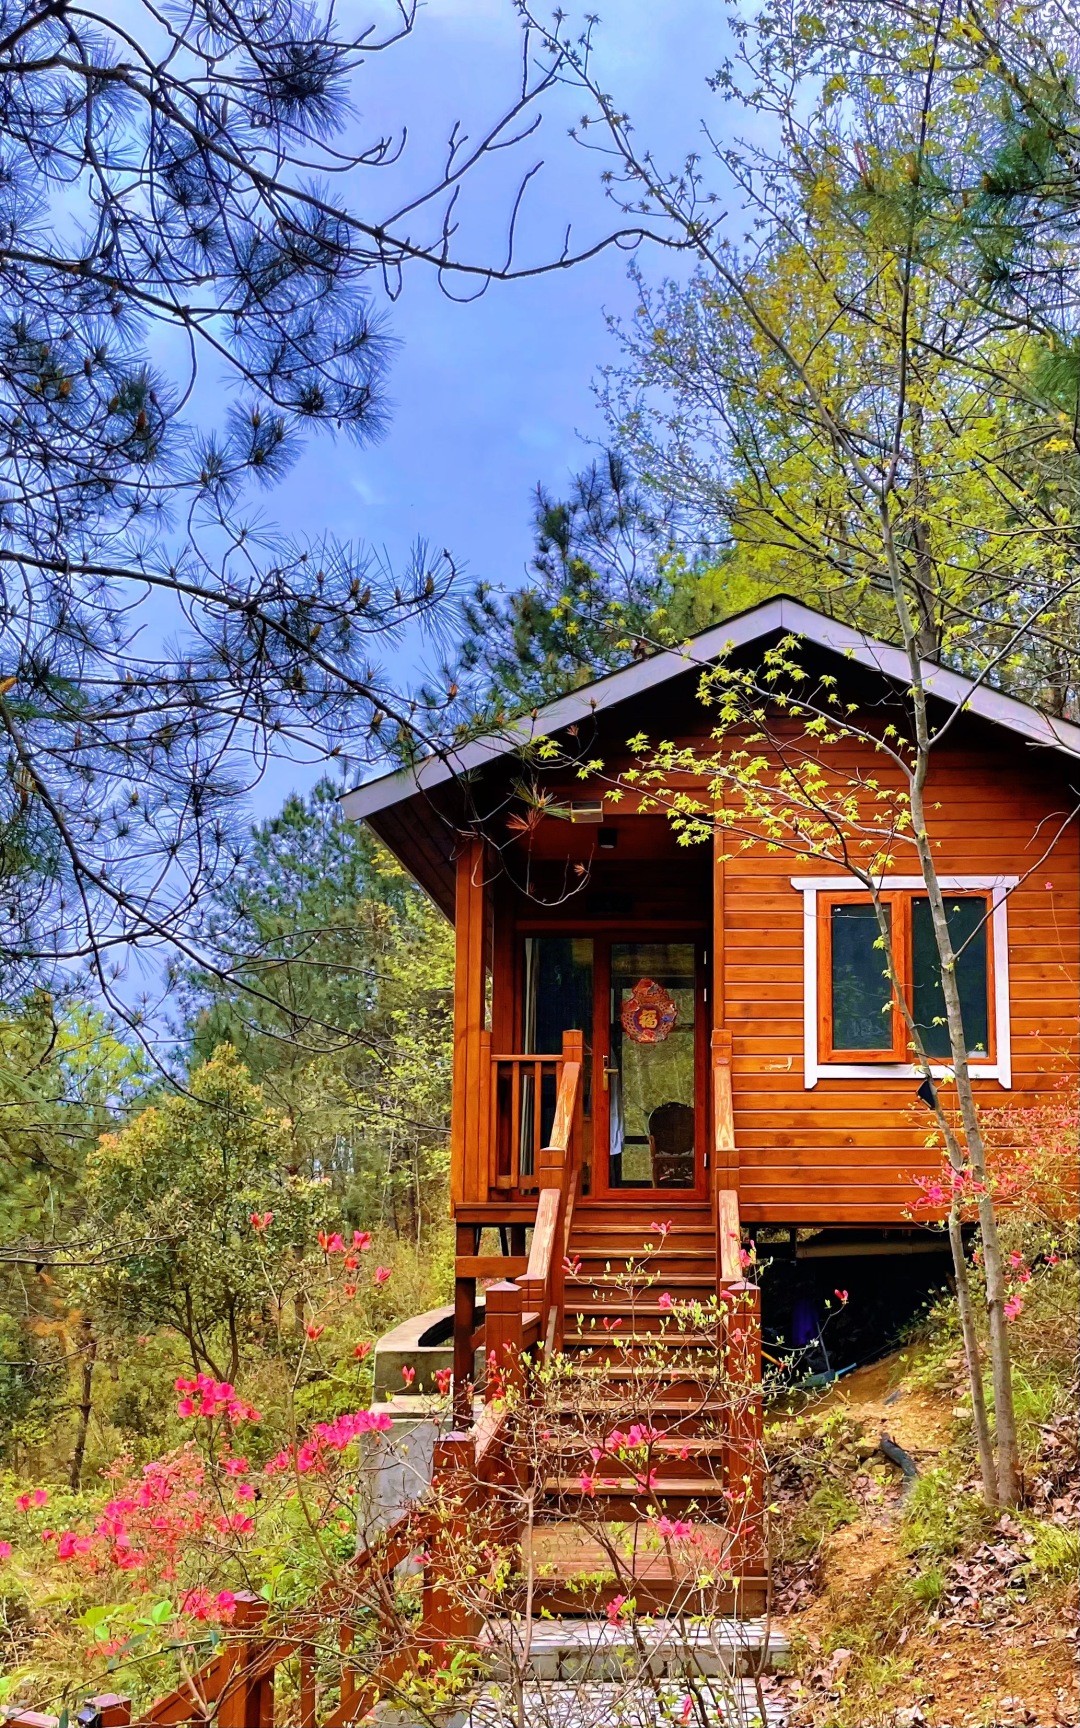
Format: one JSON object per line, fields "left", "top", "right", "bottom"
{"left": 602, "top": 1064, "right": 619, "bottom": 1091}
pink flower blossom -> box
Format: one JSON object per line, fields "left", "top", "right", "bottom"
{"left": 235, "top": 1484, "right": 256, "bottom": 1502}
{"left": 354, "top": 1341, "right": 372, "bottom": 1360}
{"left": 578, "top": 1473, "right": 596, "bottom": 1496}
{"left": 174, "top": 1373, "right": 260, "bottom": 1424}
{"left": 834, "top": 1289, "right": 849, "bottom": 1304}
{"left": 353, "top": 1231, "right": 372, "bottom": 1251}
{"left": 0, "top": 1541, "right": 11, "bottom": 1560}
{"left": 606, "top": 1593, "right": 629, "bottom": 1623}
{"left": 653, "top": 1515, "right": 693, "bottom": 1541}
{"left": 434, "top": 1367, "right": 452, "bottom": 1396}
{"left": 56, "top": 1530, "right": 92, "bottom": 1559}
{"left": 649, "top": 1220, "right": 673, "bottom": 1239}
{"left": 373, "top": 1265, "right": 392, "bottom": 1286}
{"left": 657, "top": 1291, "right": 674, "bottom": 1311}
{"left": 305, "top": 1323, "right": 324, "bottom": 1341}
{"left": 401, "top": 1365, "right": 416, "bottom": 1386}
{"left": 249, "top": 1211, "right": 273, "bottom": 1231}
{"left": 182, "top": 1587, "right": 236, "bottom": 1623}
{"left": 263, "top": 1409, "right": 393, "bottom": 1477}
{"left": 1004, "top": 1294, "right": 1024, "bottom": 1321}
{"left": 222, "top": 1456, "right": 249, "bottom": 1476}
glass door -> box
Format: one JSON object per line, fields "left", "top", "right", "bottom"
{"left": 596, "top": 939, "right": 705, "bottom": 1197}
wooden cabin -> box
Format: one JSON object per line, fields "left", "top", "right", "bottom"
{"left": 342, "top": 595, "right": 1080, "bottom": 1603}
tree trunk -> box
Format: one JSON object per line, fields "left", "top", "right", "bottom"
{"left": 949, "top": 1209, "right": 997, "bottom": 1502}
{"left": 881, "top": 503, "right": 1020, "bottom": 1506}
{"left": 69, "top": 1314, "right": 97, "bottom": 1491}
{"left": 907, "top": 770, "right": 1020, "bottom": 1504}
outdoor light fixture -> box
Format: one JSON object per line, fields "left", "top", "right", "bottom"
{"left": 568, "top": 799, "right": 604, "bottom": 824}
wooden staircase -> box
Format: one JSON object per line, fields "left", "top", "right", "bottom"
{"left": 18, "top": 1045, "right": 769, "bottom": 1725}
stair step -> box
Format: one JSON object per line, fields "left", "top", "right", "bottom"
{"left": 573, "top": 1271, "right": 715, "bottom": 1285}
{"left": 552, "top": 1436, "right": 727, "bottom": 1457}
{"left": 478, "top": 1615, "right": 790, "bottom": 1680}
{"left": 460, "top": 1680, "right": 787, "bottom": 1725}
{"left": 542, "top": 1475, "right": 719, "bottom": 1497}
{"left": 549, "top": 1399, "right": 724, "bottom": 1425}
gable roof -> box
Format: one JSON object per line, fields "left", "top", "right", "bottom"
{"left": 342, "top": 594, "right": 1080, "bottom": 829}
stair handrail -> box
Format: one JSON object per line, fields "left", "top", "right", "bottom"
{"left": 712, "top": 1032, "right": 741, "bottom": 1289}
{"left": 518, "top": 1029, "right": 582, "bottom": 1350}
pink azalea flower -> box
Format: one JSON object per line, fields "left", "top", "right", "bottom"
{"left": 354, "top": 1341, "right": 372, "bottom": 1360}
{"left": 353, "top": 1230, "right": 372, "bottom": 1251}
{"left": 401, "top": 1365, "right": 416, "bottom": 1386}
{"left": 0, "top": 1541, "right": 11, "bottom": 1560}
{"left": 305, "top": 1323, "right": 324, "bottom": 1341}
{"left": 606, "top": 1593, "right": 628, "bottom": 1623}
{"left": 1004, "top": 1294, "right": 1024, "bottom": 1321}
{"left": 653, "top": 1514, "right": 693, "bottom": 1541}
{"left": 235, "top": 1484, "right": 256, "bottom": 1502}
{"left": 249, "top": 1211, "right": 273, "bottom": 1231}
{"left": 373, "top": 1265, "right": 392, "bottom": 1286}
{"left": 834, "top": 1289, "right": 849, "bottom": 1304}
{"left": 434, "top": 1367, "right": 452, "bottom": 1396}
{"left": 578, "top": 1473, "right": 596, "bottom": 1496}
{"left": 657, "top": 1291, "right": 673, "bottom": 1310}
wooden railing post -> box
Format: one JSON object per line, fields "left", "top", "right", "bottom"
{"left": 712, "top": 1029, "right": 737, "bottom": 1291}
{"left": 217, "top": 1591, "right": 273, "bottom": 1728}
{"left": 423, "top": 1432, "right": 481, "bottom": 1645}
{"left": 453, "top": 1254, "right": 476, "bottom": 1429}
{"left": 723, "top": 1279, "right": 765, "bottom": 1583}
{"left": 483, "top": 1279, "right": 525, "bottom": 1400}
{"left": 82, "top": 1700, "right": 131, "bottom": 1727}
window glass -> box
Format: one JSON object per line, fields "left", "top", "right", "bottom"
{"left": 609, "top": 942, "right": 696, "bottom": 1189}
{"left": 522, "top": 938, "right": 593, "bottom": 1166}
{"left": 912, "top": 897, "right": 989, "bottom": 1059}
{"left": 830, "top": 903, "right": 893, "bottom": 1051}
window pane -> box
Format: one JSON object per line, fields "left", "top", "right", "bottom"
{"left": 523, "top": 938, "right": 593, "bottom": 1169}
{"left": 912, "top": 898, "right": 989, "bottom": 1060}
{"left": 830, "top": 903, "right": 893, "bottom": 1051}
{"left": 609, "top": 942, "right": 696, "bottom": 1189}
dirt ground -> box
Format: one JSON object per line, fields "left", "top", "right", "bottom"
{"left": 771, "top": 1354, "right": 1080, "bottom": 1728}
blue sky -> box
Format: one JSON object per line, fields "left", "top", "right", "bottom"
{"left": 258, "top": 2, "right": 737, "bottom": 740}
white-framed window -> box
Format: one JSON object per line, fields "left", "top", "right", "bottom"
{"left": 790, "top": 875, "right": 1015, "bottom": 1090}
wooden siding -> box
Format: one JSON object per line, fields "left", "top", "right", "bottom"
{"left": 722, "top": 748, "right": 1079, "bottom": 1223}
{"left": 449, "top": 719, "right": 1078, "bottom": 1225}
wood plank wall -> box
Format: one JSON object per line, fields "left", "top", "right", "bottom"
{"left": 460, "top": 728, "right": 1078, "bottom": 1225}
{"left": 721, "top": 747, "right": 1079, "bottom": 1223}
